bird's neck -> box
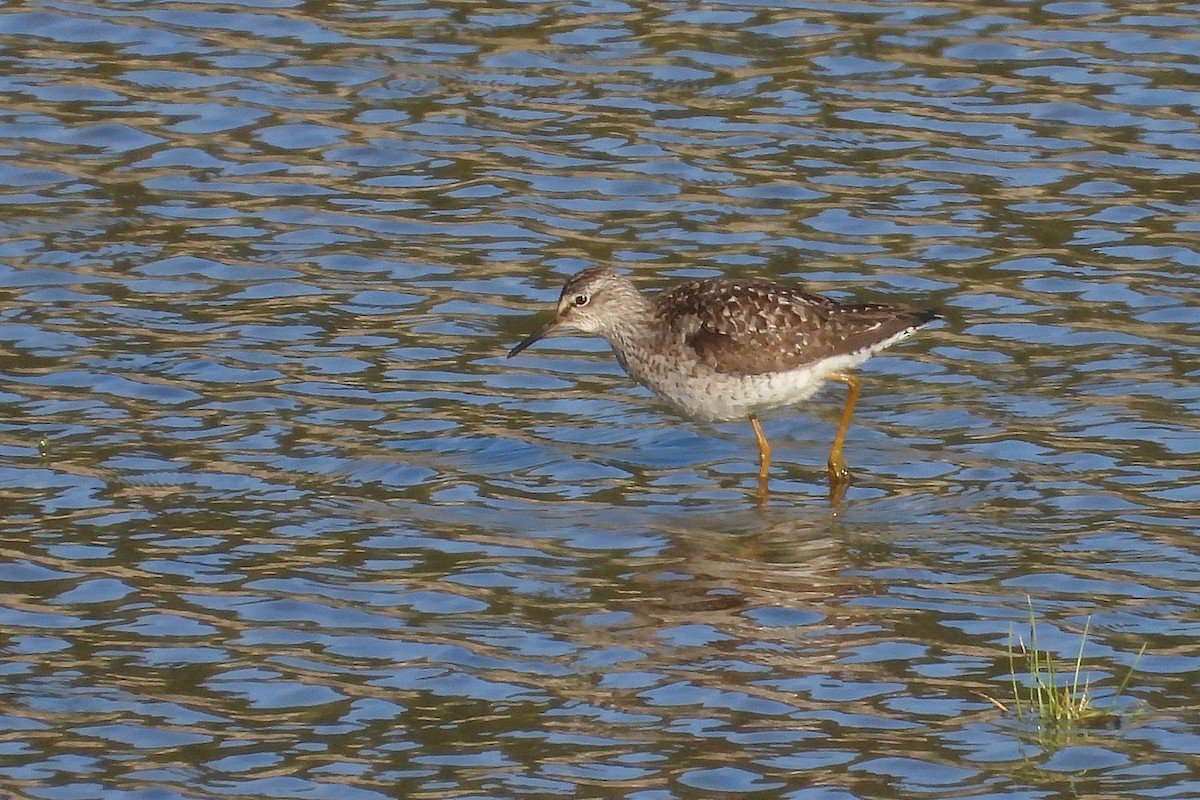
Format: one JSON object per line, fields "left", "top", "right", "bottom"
{"left": 598, "top": 293, "right": 660, "bottom": 374}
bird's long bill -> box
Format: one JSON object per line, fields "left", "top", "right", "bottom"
{"left": 507, "top": 317, "right": 561, "bottom": 358}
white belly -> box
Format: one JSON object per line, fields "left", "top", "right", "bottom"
{"left": 627, "top": 350, "right": 874, "bottom": 422}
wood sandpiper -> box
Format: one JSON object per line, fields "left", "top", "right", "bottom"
{"left": 508, "top": 266, "right": 938, "bottom": 501}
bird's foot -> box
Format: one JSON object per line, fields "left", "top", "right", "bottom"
{"left": 756, "top": 470, "right": 770, "bottom": 506}
{"left": 827, "top": 456, "right": 852, "bottom": 509}
{"left": 827, "top": 454, "right": 851, "bottom": 484}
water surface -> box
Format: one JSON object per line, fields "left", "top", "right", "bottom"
{"left": 2, "top": 1, "right": 1199, "bottom": 798}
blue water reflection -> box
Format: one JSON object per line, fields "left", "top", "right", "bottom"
{"left": 1, "top": 0, "right": 1199, "bottom": 798}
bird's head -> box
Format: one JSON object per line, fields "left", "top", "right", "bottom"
{"left": 507, "top": 266, "right": 640, "bottom": 357}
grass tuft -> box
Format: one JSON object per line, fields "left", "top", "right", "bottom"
{"left": 982, "top": 599, "right": 1145, "bottom": 732}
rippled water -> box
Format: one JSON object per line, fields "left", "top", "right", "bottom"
{"left": 2, "top": 1, "right": 1199, "bottom": 797}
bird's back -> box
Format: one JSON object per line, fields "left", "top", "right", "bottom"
{"left": 655, "top": 277, "right": 937, "bottom": 377}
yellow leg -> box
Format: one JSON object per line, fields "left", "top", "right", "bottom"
{"left": 749, "top": 414, "right": 771, "bottom": 500}
{"left": 826, "top": 372, "right": 860, "bottom": 485}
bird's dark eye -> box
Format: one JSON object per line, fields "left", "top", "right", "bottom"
{"left": 573, "top": 294, "right": 590, "bottom": 307}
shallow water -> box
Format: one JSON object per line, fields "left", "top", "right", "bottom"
{"left": 2, "top": 1, "right": 1199, "bottom": 798}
